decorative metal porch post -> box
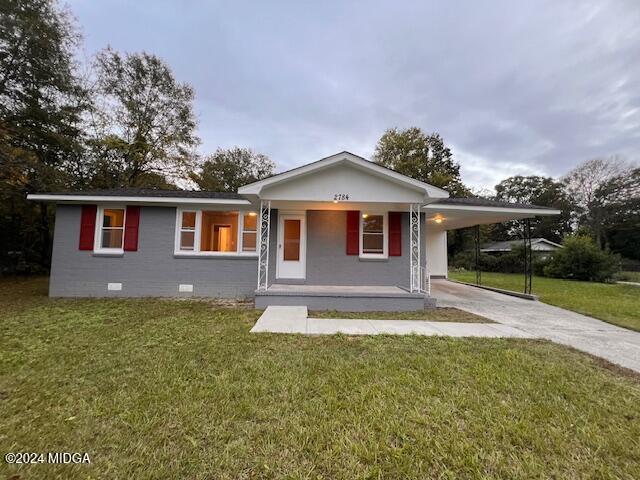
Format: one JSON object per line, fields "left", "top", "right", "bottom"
{"left": 523, "top": 218, "right": 532, "bottom": 295}
{"left": 474, "top": 225, "right": 481, "bottom": 286}
{"left": 257, "top": 200, "right": 271, "bottom": 291}
{"left": 409, "top": 204, "right": 421, "bottom": 292}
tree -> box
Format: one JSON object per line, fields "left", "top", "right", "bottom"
{"left": 373, "top": 127, "right": 469, "bottom": 196}
{"left": 190, "top": 147, "right": 275, "bottom": 192}
{"left": 591, "top": 168, "right": 640, "bottom": 260}
{"left": 87, "top": 47, "right": 199, "bottom": 188}
{"left": 492, "top": 175, "right": 573, "bottom": 242}
{"left": 562, "top": 156, "right": 635, "bottom": 246}
{"left": 0, "top": 0, "right": 87, "bottom": 271}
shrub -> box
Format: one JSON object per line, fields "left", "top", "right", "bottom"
{"left": 543, "top": 235, "right": 620, "bottom": 282}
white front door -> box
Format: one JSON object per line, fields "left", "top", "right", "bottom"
{"left": 276, "top": 213, "right": 306, "bottom": 279}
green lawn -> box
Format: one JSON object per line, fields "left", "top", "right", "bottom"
{"left": 1, "top": 277, "right": 640, "bottom": 479}
{"left": 448, "top": 271, "right": 640, "bottom": 332}
{"left": 311, "top": 308, "right": 492, "bottom": 322}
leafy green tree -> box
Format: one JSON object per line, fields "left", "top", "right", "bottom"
{"left": 87, "top": 47, "right": 199, "bottom": 188}
{"left": 544, "top": 235, "right": 619, "bottom": 282}
{"left": 492, "top": 175, "right": 573, "bottom": 242}
{"left": 0, "top": 0, "right": 87, "bottom": 271}
{"left": 190, "top": 147, "right": 275, "bottom": 192}
{"left": 373, "top": 127, "right": 469, "bottom": 196}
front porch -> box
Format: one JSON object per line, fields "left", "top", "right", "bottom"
{"left": 255, "top": 284, "right": 435, "bottom": 311}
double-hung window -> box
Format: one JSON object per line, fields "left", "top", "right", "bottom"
{"left": 176, "top": 209, "right": 258, "bottom": 255}
{"left": 95, "top": 207, "right": 126, "bottom": 253}
{"left": 360, "top": 212, "right": 387, "bottom": 258}
{"left": 179, "top": 211, "right": 196, "bottom": 251}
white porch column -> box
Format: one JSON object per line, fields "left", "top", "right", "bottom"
{"left": 409, "top": 204, "right": 422, "bottom": 292}
{"left": 257, "top": 200, "right": 271, "bottom": 291}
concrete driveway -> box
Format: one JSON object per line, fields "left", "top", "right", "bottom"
{"left": 432, "top": 279, "right": 640, "bottom": 373}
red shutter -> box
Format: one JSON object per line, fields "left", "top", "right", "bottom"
{"left": 123, "top": 206, "right": 140, "bottom": 251}
{"left": 389, "top": 212, "right": 402, "bottom": 256}
{"left": 346, "top": 210, "right": 360, "bottom": 255}
{"left": 79, "top": 205, "right": 97, "bottom": 250}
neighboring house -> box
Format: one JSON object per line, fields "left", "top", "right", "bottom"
{"left": 481, "top": 238, "right": 563, "bottom": 259}
{"left": 28, "top": 151, "right": 559, "bottom": 310}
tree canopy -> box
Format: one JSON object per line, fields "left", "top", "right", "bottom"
{"left": 190, "top": 148, "right": 275, "bottom": 192}
{"left": 493, "top": 175, "right": 573, "bottom": 242}
{"left": 0, "top": 0, "right": 87, "bottom": 270}
{"left": 373, "top": 127, "right": 469, "bottom": 196}
{"left": 87, "top": 47, "right": 199, "bottom": 188}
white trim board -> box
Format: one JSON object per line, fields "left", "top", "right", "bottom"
{"left": 424, "top": 204, "right": 561, "bottom": 216}
{"left": 27, "top": 194, "right": 251, "bottom": 206}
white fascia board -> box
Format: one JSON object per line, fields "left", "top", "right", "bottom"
{"left": 26, "top": 194, "right": 251, "bottom": 206}
{"left": 238, "top": 152, "right": 450, "bottom": 199}
{"left": 423, "top": 203, "right": 561, "bottom": 216}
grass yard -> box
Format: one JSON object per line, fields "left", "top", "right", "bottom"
{"left": 449, "top": 271, "right": 640, "bottom": 332}
{"left": 1, "top": 277, "right": 640, "bottom": 479}
{"left": 311, "top": 308, "right": 492, "bottom": 322}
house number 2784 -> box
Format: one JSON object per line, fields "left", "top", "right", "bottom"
{"left": 333, "top": 193, "right": 349, "bottom": 201}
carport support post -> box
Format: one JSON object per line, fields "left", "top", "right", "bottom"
{"left": 523, "top": 218, "right": 532, "bottom": 295}
{"left": 257, "top": 200, "right": 271, "bottom": 291}
{"left": 474, "top": 225, "right": 481, "bottom": 285}
{"left": 409, "top": 204, "right": 421, "bottom": 292}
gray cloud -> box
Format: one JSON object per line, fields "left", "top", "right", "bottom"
{"left": 70, "top": 0, "right": 640, "bottom": 189}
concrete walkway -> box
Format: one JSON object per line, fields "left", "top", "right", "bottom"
{"left": 250, "top": 306, "right": 535, "bottom": 338}
{"left": 432, "top": 279, "right": 640, "bottom": 372}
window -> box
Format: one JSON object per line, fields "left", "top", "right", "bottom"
{"left": 179, "top": 211, "right": 196, "bottom": 250}
{"left": 201, "top": 211, "right": 238, "bottom": 252}
{"left": 241, "top": 212, "right": 258, "bottom": 252}
{"left": 97, "top": 207, "right": 125, "bottom": 251}
{"left": 360, "top": 212, "right": 387, "bottom": 257}
{"left": 175, "top": 209, "right": 258, "bottom": 255}
{"left": 283, "top": 219, "right": 301, "bottom": 260}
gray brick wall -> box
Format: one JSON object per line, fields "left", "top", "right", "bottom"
{"left": 269, "top": 210, "right": 423, "bottom": 288}
{"left": 49, "top": 205, "right": 258, "bottom": 298}
{"left": 49, "top": 206, "right": 426, "bottom": 297}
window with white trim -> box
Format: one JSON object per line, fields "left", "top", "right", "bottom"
{"left": 241, "top": 212, "right": 258, "bottom": 252}
{"left": 96, "top": 207, "right": 125, "bottom": 252}
{"left": 360, "top": 212, "right": 387, "bottom": 258}
{"left": 179, "top": 211, "right": 196, "bottom": 250}
{"left": 175, "top": 209, "right": 258, "bottom": 255}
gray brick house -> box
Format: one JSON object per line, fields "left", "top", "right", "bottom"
{"left": 28, "top": 151, "right": 559, "bottom": 310}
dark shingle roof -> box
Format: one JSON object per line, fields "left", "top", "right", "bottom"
{"left": 432, "top": 197, "right": 557, "bottom": 210}
{"left": 35, "top": 188, "right": 244, "bottom": 200}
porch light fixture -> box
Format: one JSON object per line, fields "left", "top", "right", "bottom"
{"left": 362, "top": 213, "right": 369, "bottom": 219}
{"left": 248, "top": 212, "right": 257, "bottom": 216}
{"left": 333, "top": 200, "right": 338, "bottom": 203}
{"left": 434, "top": 215, "right": 444, "bottom": 224}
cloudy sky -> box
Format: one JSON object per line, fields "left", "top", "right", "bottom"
{"left": 68, "top": 0, "right": 640, "bottom": 190}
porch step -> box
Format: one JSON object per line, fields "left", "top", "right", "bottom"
{"left": 254, "top": 285, "right": 435, "bottom": 311}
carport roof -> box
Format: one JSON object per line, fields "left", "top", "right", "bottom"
{"left": 424, "top": 197, "right": 561, "bottom": 230}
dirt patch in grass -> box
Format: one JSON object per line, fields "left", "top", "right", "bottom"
{"left": 310, "top": 307, "right": 492, "bottom": 323}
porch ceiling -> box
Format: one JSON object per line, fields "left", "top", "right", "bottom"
{"left": 423, "top": 204, "right": 561, "bottom": 231}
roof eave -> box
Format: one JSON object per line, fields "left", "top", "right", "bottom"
{"left": 26, "top": 194, "right": 252, "bottom": 206}
{"left": 423, "top": 203, "right": 561, "bottom": 216}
